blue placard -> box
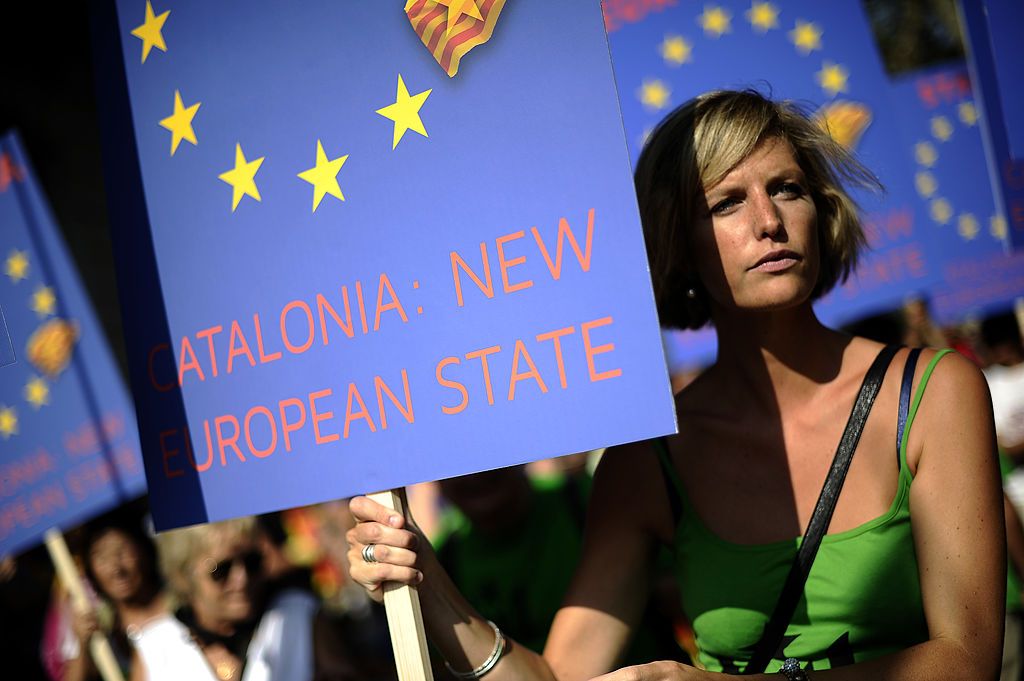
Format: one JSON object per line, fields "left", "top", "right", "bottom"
{"left": 959, "top": 0, "right": 1024, "bottom": 251}
{"left": 886, "top": 64, "right": 1024, "bottom": 325}
{"left": 97, "top": 0, "right": 676, "bottom": 529}
{"left": 605, "top": 0, "right": 946, "bottom": 369}
{"left": 0, "top": 132, "right": 146, "bottom": 558}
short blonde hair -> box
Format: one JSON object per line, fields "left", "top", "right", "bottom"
{"left": 635, "top": 89, "right": 881, "bottom": 330}
{"left": 155, "top": 517, "right": 257, "bottom": 602}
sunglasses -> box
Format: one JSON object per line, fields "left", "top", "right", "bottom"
{"left": 203, "top": 550, "right": 263, "bottom": 583}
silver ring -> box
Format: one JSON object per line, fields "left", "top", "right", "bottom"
{"left": 361, "top": 543, "right": 378, "bottom": 563}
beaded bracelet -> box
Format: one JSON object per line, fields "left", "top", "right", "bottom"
{"left": 444, "top": 620, "right": 506, "bottom": 680}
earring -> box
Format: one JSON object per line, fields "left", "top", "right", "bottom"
{"left": 686, "top": 287, "right": 697, "bottom": 299}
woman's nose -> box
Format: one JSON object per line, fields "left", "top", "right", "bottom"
{"left": 751, "top": 191, "right": 782, "bottom": 238}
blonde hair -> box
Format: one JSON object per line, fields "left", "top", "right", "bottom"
{"left": 155, "top": 516, "right": 257, "bottom": 602}
{"left": 635, "top": 89, "right": 881, "bottom": 329}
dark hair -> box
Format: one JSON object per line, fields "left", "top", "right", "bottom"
{"left": 634, "top": 89, "right": 881, "bottom": 329}
{"left": 82, "top": 512, "right": 162, "bottom": 600}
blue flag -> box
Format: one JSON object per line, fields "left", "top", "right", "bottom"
{"left": 0, "top": 132, "right": 145, "bottom": 557}
{"left": 97, "top": 0, "right": 676, "bottom": 529}
{"left": 604, "top": 0, "right": 1008, "bottom": 370}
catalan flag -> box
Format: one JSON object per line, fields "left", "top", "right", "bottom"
{"left": 405, "top": 0, "right": 506, "bottom": 78}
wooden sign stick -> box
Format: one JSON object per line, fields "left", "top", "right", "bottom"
{"left": 367, "top": 489, "right": 435, "bottom": 681}
{"left": 44, "top": 528, "right": 126, "bottom": 681}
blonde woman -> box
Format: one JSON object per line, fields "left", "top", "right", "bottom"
{"left": 346, "top": 90, "right": 1005, "bottom": 681}
{"left": 135, "top": 517, "right": 316, "bottom": 681}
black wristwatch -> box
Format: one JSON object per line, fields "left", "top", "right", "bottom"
{"left": 778, "top": 658, "right": 809, "bottom": 681}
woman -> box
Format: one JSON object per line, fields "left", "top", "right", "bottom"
{"left": 346, "top": 90, "right": 1005, "bottom": 680}
{"left": 57, "top": 515, "right": 167, "bottom": 681}
{"left": 139, "top": 516, "right": 317, "bottom": 681}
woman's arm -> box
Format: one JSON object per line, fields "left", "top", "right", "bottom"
{"left": 347, "top": 440, "right": 672, "bottom": 681}
{"left": 593, "top": 351, "right": 1007, "bottom": 681}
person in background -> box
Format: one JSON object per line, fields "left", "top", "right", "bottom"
{"left": 143, "top": 516, "right": 316, "bottom": 681}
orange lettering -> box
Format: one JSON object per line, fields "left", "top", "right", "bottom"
{"left": 374, "top": 274, "right": 409, "bottom": 331}
{"left": 465, "top": 345, "right": 501, "bottom": 406}
{"left": 436, "top": 357, "right": 469, "bottom": 415}
{"left": 496, "top": 230, "right": 534, "bottom": 294}
{"left": 310, "top": 389, "right": 340, "bottom": 444}
{"left": 281, "top": 300, "right": 315, "bottom": 354}
{"left": 215, "top": 415, "right": 245, "bottom": 465}
{"left": 536, "top": 326, "right": 575, "bottom": 389}
{"left": 279, "top": 398, "right": 307, "bottom": 452}
{"left": 195, "top": 325, "right": 223, "bottom": 378}
{"left": 244, "top": 406, "right": 277, "bottom": 458}
{"left": 159, "top": 429, "right": 184, "bottom": 478}
{"left": 451, "top": 243, "right": 494, "bottom": 307}
{"left": 178, "top": 336, "right": 205, "bottom": 384}
{"left": 582, "top": 317, "right": 622, "bottom": 382}
{"left": 344, "top": 383, "right": 377, "bottom": 438}
{"left": 148, "top": 343, "right": 176, "bottom": 392}
{"left": 508, "top": 339, "right": 547, "bottom": 400}
{"left": 227, "top": 320, "right": 256, "bottom": 373}
{"left": 375, "top": 370, "right": 414, "bottom": 429}
{"left": 532, "top": 208, "right": 595, "bottom": 279}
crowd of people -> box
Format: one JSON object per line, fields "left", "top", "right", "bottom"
{"left": 2, "top": 89, "right": 1023, "bottom": 681}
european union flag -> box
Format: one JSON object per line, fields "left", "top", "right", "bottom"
{"left": 0, "top": 132, "right": 145, "bottom": 558}
{"left": 886, "top": 64, "right": 1024, "bottom": 324}
{"left": 98, "top": 0, "right": 675, "bottom": 529}
{"left": 605, "top": 0, "right": 947, "bottom": 368}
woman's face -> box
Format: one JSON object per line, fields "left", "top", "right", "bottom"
{"left": 691, "top": 137, "right": 819, "bottom": 316}
{"left": 89, "top": 529, "right": 145, "bottom": 603}
{"left": 190, "top": 535, "right": 264, "bottom": 627}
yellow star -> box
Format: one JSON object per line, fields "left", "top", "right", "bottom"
{"left": 0, "top": 406, "right": 16, "bottom": 439}
{"left": 915, "top": 171, "right": 937, "bottom": 198}
{"left": 159, "top": 90, "right": 200, "bottom": 156}
{"left": 5, "top": 250, "right": 29, "bottom": 283}
{"left": 130, "top": 0, "right": 170, "bottom": 64}
{"left": 297, "top": 140, "right": 348, "bottom": 212}
{"left": 31, "top": 285, "right": 56, "bottom": 317}
{"left": 790, "top": 20, "right": 822, "bottom": 55}
{"left": 930, "top": 115, "right": 953, "bottom": 142}
{"left": 699, "top": 6, "right": 732, "bottom": 37}
{"left": 816, "top": 62, "right": 849, "bottom": 97}
{"left": 930, "top": 198, "right": 952, "bottom": 225}
{"left": 957, "top": 213, "right": 979, "bottom": 240}
{"left": 376, "top": 75, "right": 432, "bottom": 150}
{"left": 747, "top": 2, "right": 780, "bottom": 32}
{"left": 915, "top": 141, "right": 938, "bottom": 168}
{"left": 24, "top": 376, "right": 49, "bottom": 409}
{"left": 638, "top": 79, "right": 671, "bottom": 111}
{"left": 991, "top": 215, "right": 1008, "bottom": 239}
{"left": 218, "top": 144, "right": 264, "bottom": 212}
{"left": 660, "top": 35, "right": 692, "bottom": 66}
{"left": 432, "top": 0, "right": 483, "bottom": 33}
{"left": 959, "top": 101, "right": 978, "bottom": 126}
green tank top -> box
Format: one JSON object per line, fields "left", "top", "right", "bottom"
{"left": 656, "top": 349, "right": 952, "bottom": 673}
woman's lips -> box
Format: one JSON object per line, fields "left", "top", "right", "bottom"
{"left": 750, "top": 250, "right": 801, "bottom": 272}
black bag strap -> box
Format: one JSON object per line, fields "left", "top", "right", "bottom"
{"left": 744, "top": 343, "right": 901, "bottom": 674}
{"left": 896, "top": 348, "right": 922, "bottom": 471}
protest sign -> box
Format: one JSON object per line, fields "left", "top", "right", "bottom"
{"left": 96, "top": 0, "right": 676, "bottom": 531}
{"left": 959, "top": 0, "right": 1024, "bottom": 251}
{"left": 887, "top": 64, "right": 1024, "bottom": 325}
{"left": 605, "top": 0, "right": 946, "bottom": 368}
{"left": 0, "top": 132, "right": 145, "bottom": 558}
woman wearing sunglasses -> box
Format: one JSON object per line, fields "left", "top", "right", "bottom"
{"left": 136, "top": 517, "right": 317, "bottom": 681}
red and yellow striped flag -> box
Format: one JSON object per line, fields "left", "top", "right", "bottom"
{"left": 405, "top": 0, "right": 506, "bottom": 78}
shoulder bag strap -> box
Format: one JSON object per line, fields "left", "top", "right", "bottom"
{"left": 744, "top": 343, "right": 901, "bottom": 674}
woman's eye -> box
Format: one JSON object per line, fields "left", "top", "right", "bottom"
{"left": 711, "top": 198, "right": 739, "bottom": 214}
{"left": 774, "top": 182, "right": 804, "bottom": 197}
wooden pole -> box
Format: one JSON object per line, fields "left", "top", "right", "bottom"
{"left": 44, "top": 528, "right": 126, "bottom": 681}
{"left": 367, "top": 490, "right": 435, "bottom": 681}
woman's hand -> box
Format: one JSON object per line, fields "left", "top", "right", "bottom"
{"left": 588, "top": 661, "right": 712, "bottom": 681}
{"left": 69, "top": 608, "right": 99, "bottom": 644}
{"left": 345, "top": 495, "right": 424, "bottom": 602}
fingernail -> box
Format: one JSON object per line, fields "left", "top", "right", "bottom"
{"left": 388, "top": 515, "right": 401, "bottom": 527}
{"left": 416, "top": 571, "right": 424, "bottom": 584}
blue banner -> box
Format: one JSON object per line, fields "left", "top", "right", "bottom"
{"left": 887, "top": 64, "right": 1024, "bottom": 325}
{"left": 0, "top": 132, "right": 145, "bottom": 558}
{"left": 605, "top": 0, "right": 948, "bottom": 369}
{"left": 97, "top": 0, "right": 676, "bottom": 529}
{"left": 959, "top": 0, "right": 1024, "bottom": 251}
